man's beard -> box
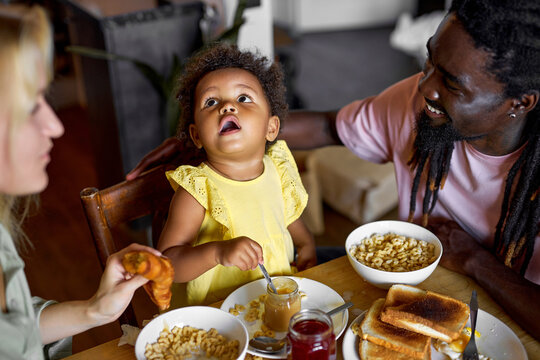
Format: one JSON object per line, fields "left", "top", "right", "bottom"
{"left": 408, "top": 111, "right": 472, "bottom": 223}
{"left": 413, "top": 110, "right": 470, "bottom": 153}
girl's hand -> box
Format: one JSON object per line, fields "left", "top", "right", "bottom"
{"left": 216, "top": 237, "right": 263, "bottom": 271}
{"left": 288, "top": 218, "right": 317, "bottom": 271}
{"left": 295, "top": 242, "right": 317, "bottom": 271}
{"left": 87, "top": 243, "right": 162, "bottom": 326}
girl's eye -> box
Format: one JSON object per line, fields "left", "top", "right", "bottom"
{"left": 237, "top": 95, "right": 252, "bottom": 103}
{"left": 204, "top": 98, "right": 218, "bottom": 107}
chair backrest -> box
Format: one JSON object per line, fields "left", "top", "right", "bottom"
{"left": 80, "top": 164, "right": 176, "bottom": 326}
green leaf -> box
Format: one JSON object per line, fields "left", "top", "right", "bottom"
{"left": 66, "top": 0, "right": 249, "bottom": 137}
{"left": 212, "top": 0, "right": 247, "bottom": 44}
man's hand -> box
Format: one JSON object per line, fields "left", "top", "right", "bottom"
{"left": 126, "top": 137, "right": 184, "bottom": 180}
{"left": 426, "top": 217, "right": 491, "bottom": 276}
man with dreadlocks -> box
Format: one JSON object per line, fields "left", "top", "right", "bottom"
{"left": 127, "top": 0, "right": 540, "bottom": 339}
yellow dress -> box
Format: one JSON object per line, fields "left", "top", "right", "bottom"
{"left": 165, "top": 140, "right": 308, "bottom": 307}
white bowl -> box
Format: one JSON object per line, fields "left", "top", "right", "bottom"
{"left": 135, "top": 306, "right": 248, "bottom": 360}
{"left": 345, "top": 220, "right": 442, "bottom": 289}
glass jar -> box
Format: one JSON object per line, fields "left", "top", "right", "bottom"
{"left": 263, "top": 277, "right": 301, "bottom": 331}
{"left": 287, "top": 309, "right": 336, "bottom": 360}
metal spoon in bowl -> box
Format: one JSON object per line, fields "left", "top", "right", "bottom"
{"left": 249, "top": 301, "right": 354, "bottom": 354}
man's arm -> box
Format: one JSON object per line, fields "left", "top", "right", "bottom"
{"left": 279, "top": 110, "right": 342, "bottom": 150}
{"left": 428, "top": 219, "right": 540, "bottom": 340}
{"left": 468, "top": 247, "right": 540, "bottom": 340}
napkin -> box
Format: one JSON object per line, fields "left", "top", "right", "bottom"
{"left": 118, "top": 324, "right": 141, "bottom": 346}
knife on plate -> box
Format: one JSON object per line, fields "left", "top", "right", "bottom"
{"left": 463, "top": 290, "right": 479, "bottom": 360}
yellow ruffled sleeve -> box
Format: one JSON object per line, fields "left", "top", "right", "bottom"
{"left": 166, "top": 165, "right": 232, "bottom": 231}
{"left": 268, "top": 140, "right": 308, "bottom": 226}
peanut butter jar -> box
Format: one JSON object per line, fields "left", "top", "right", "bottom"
{"left": 263, "top": 277, "right": 301, "bottom": 331}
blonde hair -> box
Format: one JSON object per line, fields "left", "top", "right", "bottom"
{"left": 0, "top": 5, "right": 52, "bottom": 247}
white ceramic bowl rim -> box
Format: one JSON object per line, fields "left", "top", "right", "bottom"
{"left": 346, "top": 220, "right": 443, "bottom": 274}
{"left": 134, "top": 306, "right": 248, "bottom": 360}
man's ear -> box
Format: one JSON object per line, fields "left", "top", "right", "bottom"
{"left": 189, "top": 124, "right": 203, "bottom": 149}
{"left": 266, "top": 115, "right": 280, "bottom": 142}
{"left": 513, "top": 90, "right": 539, "bottom": 115}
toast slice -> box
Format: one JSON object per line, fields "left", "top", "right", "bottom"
{"left": 360, "top": 298, "right": 431, "bottom": 359}
{"left": 381, "top": 284, "right": 470, "bottom": 342}
{"left": 359, "top": 340, "right": 431, "bottom": 360}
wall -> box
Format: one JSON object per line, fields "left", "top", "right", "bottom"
{"left": 223, "top": 0, "right": 274, "bottom": 59}
{"left": 273, "top": 0, "right": 417, "bottom": 34}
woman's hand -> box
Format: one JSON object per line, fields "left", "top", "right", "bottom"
{"left": 87, "top": 243, "right": 163, "bottom": 326}
{"left": 426, "top": 217, "right": 490, "bottom": 276}
{"left": 216, "top": 237, "right": 263, "bottom": 271}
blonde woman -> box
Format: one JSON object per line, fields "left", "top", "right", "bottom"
{"left": 0, "top": 5, "right": 161, "bottom": 359}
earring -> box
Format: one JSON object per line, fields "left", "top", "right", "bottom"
{"left": 509, "top": 113, "right": 516, "bottom": 118}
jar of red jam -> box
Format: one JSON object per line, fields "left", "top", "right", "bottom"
{"left": 287, "top": 309, "right": 336, "bottom": 360}
{"left": 264, "top": 277, "right": 301, "bottom": 331}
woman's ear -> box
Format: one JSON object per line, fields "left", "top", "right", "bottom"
{"left": 188, "top": 124, "right": 203, "bottom": 149}
{"left": 266, "top": 115, "right": 280, "bottom": 142}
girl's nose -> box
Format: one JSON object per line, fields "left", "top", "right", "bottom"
{"left": 220, "top": 102, "right": 237, "bottom": 114}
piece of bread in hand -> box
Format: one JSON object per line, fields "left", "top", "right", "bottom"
{"left": 122, "top": 251, "right": 174, "bottom": 311}
{"left": 360, "top": 298, "right": 431, "bottom": 359}
{"left": 360, "top": 340, "right": 430, "bottom": 360}
{"left": 381, "top": 284, "right": 469, "bottom": 343}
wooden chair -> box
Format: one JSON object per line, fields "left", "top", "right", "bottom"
{"left": 80, "top": 164, "right": 176, "bottom": 327}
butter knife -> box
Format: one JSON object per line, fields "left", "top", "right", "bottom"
{"left": 259, "top": 263, "right": 277, "bottom": 293}
{"left": 463, "top": 290, "right": 479, "bottom": 360}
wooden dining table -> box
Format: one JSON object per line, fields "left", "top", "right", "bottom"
{"left": 64, "top": 255, "right": 539, "bottom": 360}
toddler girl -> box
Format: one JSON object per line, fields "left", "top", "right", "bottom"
{"left": 158, "top": 43, "right": 316, "bottom": 307}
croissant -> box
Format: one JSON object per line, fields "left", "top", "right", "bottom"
{"left": 122, "top": 251, "right": 174, "bottom": 311}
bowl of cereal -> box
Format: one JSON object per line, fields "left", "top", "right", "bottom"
{"left": 135, "top": 306, "right": 249, "bottom": 360}
{"left": 345, "top": 220, "right": 442, "bottom": 289}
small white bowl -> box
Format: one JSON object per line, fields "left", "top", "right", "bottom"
{"left": 135, "top": 306, "right": 248, "bottom": 360}
{"left": 345, "top": 220, "right": 442, "bottom": 289}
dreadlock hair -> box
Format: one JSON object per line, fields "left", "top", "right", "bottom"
{"left": 408, "top": 0, "right": 540, "bottom": 275}
{"left": 176, "top": 42, "right": 288, "bottom": 149}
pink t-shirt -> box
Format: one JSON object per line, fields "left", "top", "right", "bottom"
{"left": 336, "top": 73, "right": 540, "bottom": 284}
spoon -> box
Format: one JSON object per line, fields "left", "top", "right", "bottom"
{"left": 249, "top": 301, "right": 354, "bottom": 354}
{"left": 259, "top": 263, "right": 277, "bottom": 293}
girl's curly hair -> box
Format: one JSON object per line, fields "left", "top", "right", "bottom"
{"left": 176, "top": 43, "right": 288, "bottom": 143}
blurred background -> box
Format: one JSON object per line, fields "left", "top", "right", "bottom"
{"left": 4, "top": 0, "right": 449, "bottom": 354}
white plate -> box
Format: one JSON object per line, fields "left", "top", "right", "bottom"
{"left": 342, "top": 309, "right": 528, "bottom": 360}
{"left": 220, "top": 276, "right": 348, "bottom": 359}
{"left": 134, "top": 306, "right": 248, "bottom": 360}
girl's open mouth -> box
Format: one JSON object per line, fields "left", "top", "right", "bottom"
{"left": 219, "top": 115, "right": 241, "bottom": 134}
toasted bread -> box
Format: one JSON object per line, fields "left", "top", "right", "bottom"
{"left": 360, "top": 298, "right": 431, "bottom": 359}
{"left": 381, "top": 284, "right": 470, "bottom": 342}
{"left": 360, "top": 340, "right": 431, "bottom": 360}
